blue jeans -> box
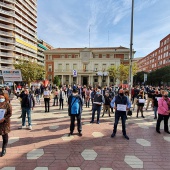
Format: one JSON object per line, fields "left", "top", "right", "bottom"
{"left": 22, "top": 107, "right": 32, "bottom": 126}
{"left": 36, "top": 94, "right": 40, "bottom": 104}
{"left": 113, "top": 111, "right": 126, "bottom": 135}
{"left": 91, "top": 104, "right": 101, "bottom": 122}
{"left": 153, "top": 106, "right": 158, "bottom": 118}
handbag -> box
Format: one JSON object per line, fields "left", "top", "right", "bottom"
{"left": 127, "top": 110, "right": 132, "bottom": 116}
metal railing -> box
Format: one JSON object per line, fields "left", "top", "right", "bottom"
{"left": 0, "top": 37, "right": 14, "bottom": 43}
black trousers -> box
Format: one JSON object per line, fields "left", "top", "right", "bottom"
{"left": 59, "top": 99, "right": 63, "bottom": 109}
{"left": 70, "top": 114, "right": 82, "bottom": 133}
{"left": 113, "top": 111, "right": 127, "bottom": 135}
{"left": 156, "top": 114, "right": 169, "bottom": 132}
{"left": 44, "top": 98, "right": 50, "bottom": 112}
{"left": 2, "top": 134, "right": 8, "bottom": 149}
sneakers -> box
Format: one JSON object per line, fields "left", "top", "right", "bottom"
{"left": 78, "top": 132, "right": 82, "bottom": 136}
{"left": 18, "top": 126, "right": 26, "bottom": 129}
{"left": 28, "top": 125, "right": 32, "bottom": 130}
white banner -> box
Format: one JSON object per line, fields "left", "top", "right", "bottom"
{"left": 73, "top": 70, "right": 77, "bottom": 77}
{"left": 2, "top": 69, "right": 22, "bottom": 82}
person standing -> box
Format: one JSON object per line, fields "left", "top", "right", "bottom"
{"left": 156, "top": 91, "right": 170, "bottom": 134}
{"left": 152, "top": 90, "right": 162, "bottom": 119}
{"left": 90, "top": 89, "right": 105, "bottom": 124}
{"left": 102, "top": 92, "right": 111, "bottom": 117}
{"left": 52, "top": 88, "right": 58, "bottom": 106}
{"left": 146, "top": 86, "right": 155, "bottom": 110}
{"left": 68, "top": 88, "right": 83, "bottom": 136}
{"left": 18, "top": 88, "right": 35, "bottom": 130}
{"left": 110, "top": 89, "right": 131, "bottom": 140}
{"left": 35, "top": 86, "right": 41, "bottom": 105}
{"left": 58, "top": 88, "right": 65, "bottom": 110}
{"left": 0, "top": 91, "right": 12, "bottom": 157}
{"left": 136, "top": 90, "right": 145, "bottom": 118}
{"left": 43, "top": 87, "right": 51, "bottom": 112}
{"left": 85, "top": 88, "right": 90, "bottom": 108}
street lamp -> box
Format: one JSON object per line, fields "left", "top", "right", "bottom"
{"left": 129, "top": 0, "right": 134, "bottom": 97}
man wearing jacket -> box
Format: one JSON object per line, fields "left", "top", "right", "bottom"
{"left": 110, "top": 89, "right": 131, "bottom": 140}
{"left": 17, "top": 88, "right": 35, "bottom": 130}
{"left": 90, "top": 89, "right": 105, "bottom": 124}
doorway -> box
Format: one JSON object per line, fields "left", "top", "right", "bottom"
{"left": 82, "top": 77, "right": 88, "bottom": 86}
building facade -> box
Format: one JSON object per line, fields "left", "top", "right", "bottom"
{"left": 0, "top": 0, "right": 37, "bottom": 69}
{"left": 44, "top": 46, "right": 133, "bottom": 86}
{"left": 37, "top": 39, "right": 53, "bottom": 66}
{"left": 137, "top": 34, "right": 170, "bottom": 72}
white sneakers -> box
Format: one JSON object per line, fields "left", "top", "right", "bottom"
{"left": 18, "top": 125, "right": 32, "bottom": 130}
{"left": 28, "top": 125, "right": 32, "bottom": 130}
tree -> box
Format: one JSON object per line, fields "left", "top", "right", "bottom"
{"left": 53, "top": 75, "right": 60, "bottom": 86}
{"left": 108, "top": 64, "right": 137, "bottom": 85}
{"left": 13, "top": 60, "right": 46, "bottom": 87}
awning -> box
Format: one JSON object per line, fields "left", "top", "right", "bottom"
{"left": 38, "top": 44, "right": 48, "bottom": 50}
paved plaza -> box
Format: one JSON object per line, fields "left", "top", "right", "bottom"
{"left": 0, "top": 96, "right": 170, "bottom": 170}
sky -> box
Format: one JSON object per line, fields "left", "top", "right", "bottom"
{"left": 37, "top": 0, "right": 170, "bottom": 58}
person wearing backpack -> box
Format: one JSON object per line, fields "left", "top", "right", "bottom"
{"left": 68, "top": 88, "right": 83, "bottom": 136}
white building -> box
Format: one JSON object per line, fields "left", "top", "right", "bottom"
{"left": 44, "top": 47, "right": 133, "bottom": 87}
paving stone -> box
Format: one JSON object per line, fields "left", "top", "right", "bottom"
{"left": 27, "top": 149, "right": 44, "bottom": 159}
{"left": 124, "top": 155, "right": 143, "bottom": 168}
{"left": 136, "top": 139, "right": 151, "bottom": 146}
{"left": 1, "top": 168, "right": 15, "bottom": 170}
{"left": 34, "top": 168, "right": 48, "bottom": 170}
{"left": 67, "top": 167, "right": 81, "bottom": 170}
{"left": 163, "top": 136, "right": 170, "bottom": 142}
{"left": 92, "top": 132, "right": 104, "bottom": 138}
{"left": 61, "top": 134, "right": 74, "bottom": 141}
{"left": 49, "top": 125, "right": 59, "bottom": 130}
{"left": 8, "top": 137, "right": 19, "bottom": 144}
{"left": 138, "top": 124, "right": 149, "bottom": 129}
{"left": 100, "top": 168, "right": 113, "bottom": 170}
{"left": 81, "top": 149, "right": 97, "bottom": 160}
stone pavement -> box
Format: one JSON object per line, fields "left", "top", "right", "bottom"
{"left": 0, "top": 96, "right": 170, "bottom": 170}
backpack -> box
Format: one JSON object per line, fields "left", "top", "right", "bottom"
{"left": 68, "top": 95, "right": 82, "bottom": 115}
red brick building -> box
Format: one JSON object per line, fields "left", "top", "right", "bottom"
{"left": 137, "top": 34, "right": 170, "bottom": 72}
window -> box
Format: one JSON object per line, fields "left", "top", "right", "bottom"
{"left": 102, "top": 54, "right": 106, "bottom": 58}
{"left": 58, "top": 64, "right": 62, "bottom": 70}
{"left": 102, "top": 64, "right": 106, "bottom": 70}
{"left": 73, "top": 64, "right": 77, "bottom": 70}
{"left": 94, "top": 64, "right": 98, "bottom": 71}
{"left": 48, "top": 55, "right": 52, "bottom": 60}
{"left": 94, "top": 76, "right": 98, "bottom": 82}
{"left": 66, "top": 64, "right": 69, "bottom": 71}
{"left": 48, "top": 65, "right": 52, "bottom": 72}
{"left": 124, "top": 54, "right": 129, "bottom": 60}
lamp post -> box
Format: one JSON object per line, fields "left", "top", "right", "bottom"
{"left": 129, "top": 0, "right": 134, "bottom": 98}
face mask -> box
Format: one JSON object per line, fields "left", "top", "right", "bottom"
{"left": 0, "top": 99, "right": 5, "bottom": 103}
{"left": 96, "top": 92, "right": 100, "bottom": 95}
{"left": 119, "top": 93, "right": 123, "bottom": 96}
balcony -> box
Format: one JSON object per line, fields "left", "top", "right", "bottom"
{"left": 0, "top": 9, "right": 14, "bottom": 17}
{"left": 0, "top": 59, "right": 13, "bottom": 64}
{"left": 0, "top": 45, "right": 14, "bottom": 50}
{"left": 0, "top": 52, "right": 14, "bottom": 58}
{"left": 0, "top": 30, "right": 13, "bottom": 37}
{"left": 37, "top": 52, "right": 44, "bottom": 56}
{"left": 22, "top": 0, "right": 37, "bottom": 15}
{"left": 4, "top": 0, "right": 15, "bottom": 3}
{"left": 0, "top": 37, "right": 14, "bottom": 44}
{"left": 0, "top": 16, "right": 13, "bottom": 24}
{"left": 0, "top": 1, "right": 14, "bottom": 10}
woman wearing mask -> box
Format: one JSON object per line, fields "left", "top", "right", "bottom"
{"left": 136, "top": 90, "right": 145, "bottom": 118}
{"left": 0, "top": 90, "right": 12, "bottom": 157}
{"left": 156, "top": 91, "right": 170, "bottom": 134}
{"left": 43, "top": 87, "right": 51, "bottom": 112}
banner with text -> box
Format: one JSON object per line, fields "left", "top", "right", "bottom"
{"left": 2, "top": 69, "right": 22, "bottom": 82}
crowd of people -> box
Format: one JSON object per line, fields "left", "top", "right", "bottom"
{"left": 0, "top": 83, "right": 170, "bottom": 157}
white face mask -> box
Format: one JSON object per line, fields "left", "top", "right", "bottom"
{"left": 0, "top": 98, "right": 5, "bottom": 103}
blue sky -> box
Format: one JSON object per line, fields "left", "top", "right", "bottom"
{"left": 37, "top": 0, "right": 170, "bottom": 58}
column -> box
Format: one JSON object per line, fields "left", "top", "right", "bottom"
{"left": 99, "top": 76, "right": 102, "bottom": 86}
{"left": 62, "top": 75, "right": 63, "bottom": 85}
{"left": 69, "top": 75, "right": 71, "bottom": 85}
{"left": 89, "top": 75, "right": 91, "bottom": 85}
{"left": 107, "top": 76, "right": 110, "bottom": 86}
